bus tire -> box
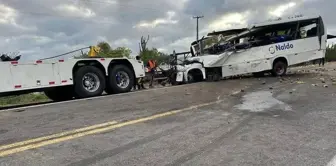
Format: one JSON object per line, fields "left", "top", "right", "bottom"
{"left": 272, "top": 60, "right": 287, "bottom": 76}
{"left": 74, "top": 66, "right": 106, "bottom": 98}
{"left": 253, "top": 72, "right": 265, "bottom": 77}
{"left": 44, "top": 86, "right": 74, "bottom": 101}
{"left": 107, "top": 64, "right": 134, "bottom": 94}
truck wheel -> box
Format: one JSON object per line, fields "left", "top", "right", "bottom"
{"left": 271, "top": 60, "right": 287, "bottom": 76}
{"left": 44, "top": 86, "right": 74, "bottom": 101}
{"left": 107, "top": 64, "right": 134, "bottom": 94}
{"left": 74, "top": 66, "right": 106, "bottom": 98}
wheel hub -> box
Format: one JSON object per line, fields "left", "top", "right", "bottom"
{"left": 116, "top": 71, "right": 130, "bottom": 89}
{"left": 276, "top": 66, "right": 284, "bottom": 74}
{"left": 82, "top": 73, "right": 100, "bottom": 92}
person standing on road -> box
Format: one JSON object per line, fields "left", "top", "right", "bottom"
{"left": 133, "top": 56, "right": 146, "bottom": 90}
{"left": 319, "top": 57, "right": 325, "bottom": 67}
{"left": 147, "top": 59, "right": 157, "bottom": 88}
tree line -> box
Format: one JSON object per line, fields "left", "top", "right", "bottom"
{"left": 78, "top": 36, "right": 171, "bottom": 65}
{"left": 326, "top": 43, "right": 336, "bottom": 61}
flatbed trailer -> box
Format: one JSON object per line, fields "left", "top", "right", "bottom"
{"left": 0, "top": 57, "right": 145, "bottom": 101}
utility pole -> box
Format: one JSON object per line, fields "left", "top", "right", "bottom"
{"left": 193, "top": 15, "right": 204, "bottom": 42}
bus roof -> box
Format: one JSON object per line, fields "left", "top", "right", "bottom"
{"left": 250, "top": 14, "right": 321, "bottom": 28}
{"left": 207, "top": 28, "right": 248, "bottom": 36}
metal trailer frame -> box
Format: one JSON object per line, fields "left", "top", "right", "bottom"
{"left": 0, "top": 57, "right": 145, "bottom": 100}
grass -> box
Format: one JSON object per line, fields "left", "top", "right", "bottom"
{"left": 0, "top": 93, "right": 50, "bottom": 107}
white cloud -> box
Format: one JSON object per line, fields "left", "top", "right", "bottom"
{"left": 269, "top": 2, "right": 297, "bottom": 17}
{"left": 113, "top": 38, "right": 132, "bottom": 46}
{"left": 0, "top": 4, "right": 16, "bottom": 24}
{"left": 134, "top": 11, "right": 178, "bottom": 28}
{"left": 206, "top": 11, "right": 250, "bottom": 33}
{"left": 54, "top": 4, "right": 96, "bottom": 18}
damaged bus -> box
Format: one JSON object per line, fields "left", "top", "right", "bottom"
{"left": 175, "top": 28, "right": 247, "bottom": 83}
{"left": 176, "top": 14, "right": 336, "bottom": 83}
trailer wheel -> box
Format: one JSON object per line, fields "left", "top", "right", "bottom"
{"left": 271, "top": 60, "right": 287, "bottom": 76}
{"left": 44, "top": 86, "right": 74, "bottom": 101}
{"left": 74, "top": 66, "right": 106, "bottom": 98}
{"left": 107, "top": 64, "right": 134, "bottom": 94}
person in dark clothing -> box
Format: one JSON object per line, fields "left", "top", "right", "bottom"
{"left": 147, "top": 59, "right": 157, "bottom": 88}
{"left": 133, "top": 56, "right": 146, "bottom": 90}
{"left": 319, "top": 57, "right": 325, "bottom": 67}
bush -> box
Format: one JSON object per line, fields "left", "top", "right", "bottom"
{"left": 326, "top": 44, "right": 336, "bottom": 61}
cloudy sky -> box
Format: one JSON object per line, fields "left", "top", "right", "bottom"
{"left": 0, "top": 0, "right": 335, "bottom": 61}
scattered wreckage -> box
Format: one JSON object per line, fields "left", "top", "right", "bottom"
{"left": 174, "top": 14, "right": 336, "bottom": 84}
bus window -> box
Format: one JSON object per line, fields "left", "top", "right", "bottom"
{"left": 297, "top": 19, "right": 318, "bottom": 39}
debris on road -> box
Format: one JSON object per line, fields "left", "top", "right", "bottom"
{"left": 324, "top": 84, "right": 328, "bottom": 88}
{"left": 320, "top": 78, "right": 326, "bottom": 83}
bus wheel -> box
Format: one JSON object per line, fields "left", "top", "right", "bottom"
{"left": 253, "top": 72, "right": 265, "bottom": 77}
{"left": 74, "top": 66, "right": 106, "bottom": 98}
{"left": 272, "top": 60, "right": 287, "bottom": 76}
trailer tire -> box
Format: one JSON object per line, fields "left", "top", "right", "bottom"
{"left": 74, "top": 66, "right": 106, "bottom": 98}
{"left": 44, "top": 86, "right": 74, "bottom": 101}
{"left": 107, "top": 64, "right": 134, "bottom": 94}
{"left": 271, "top": 60, "right": 287, "bottom": 77}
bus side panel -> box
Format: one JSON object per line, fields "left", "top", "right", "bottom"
{"left": 292, "top": 37, "right": 321, "bottom": 65}
{"left": 247, "top": 46, "right": 273, "bottom": 73}
{"left": 221, "top": 50, "right": 251, "bottom": 76}
{"left": 0, "top": 63, "right": 14, "bottom": 92}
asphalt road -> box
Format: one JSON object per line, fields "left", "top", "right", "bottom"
{"left": 1, "top": 64, "right": 336, "bottom": 166}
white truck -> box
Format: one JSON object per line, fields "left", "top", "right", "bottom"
{"left": 176, "top": 14, "right": 336, "bottom": 83}
{"left": 0, "top": 51, "right": 145, "bottom": 101}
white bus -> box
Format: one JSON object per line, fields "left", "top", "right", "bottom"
{"left": 176, "top": 14, "right": 336, "bottom": 83}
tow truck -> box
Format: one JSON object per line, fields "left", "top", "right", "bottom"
{"left": 0, "top": 46, "right": 145, "bottom": 101}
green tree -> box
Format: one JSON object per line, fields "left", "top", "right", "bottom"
{"left": 140, "top": 48, "right": 170, "bottom": 65}
{"left": 326, "top": 44, "right": 336, "bottom": 61}
{"left": 77, "top": 41, "right": 132, "bottom": 58}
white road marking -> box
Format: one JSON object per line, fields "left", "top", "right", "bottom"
{"left": 0, "top": 83, "right": 194, "bottom": 113}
